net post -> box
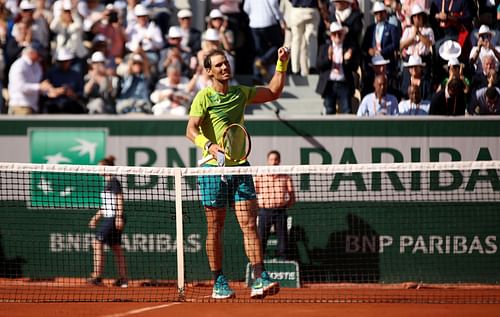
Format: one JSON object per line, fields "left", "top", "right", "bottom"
{"left": 174, "top": 168, "right": 185, "bottom": 300}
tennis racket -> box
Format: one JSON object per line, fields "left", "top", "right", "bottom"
{"left": 197, "top": 123, "right": 252, "bottom": 167}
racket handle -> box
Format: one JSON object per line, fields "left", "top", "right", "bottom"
{"left": 197, "top": 155, "right": 214, "bottom": 166}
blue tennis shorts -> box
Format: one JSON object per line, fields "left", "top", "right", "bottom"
{"left": 198, "top": 162, "right": 257, "bottom": 208}
{"left": 96, "top": 217, "right": 123, "bottom": 246}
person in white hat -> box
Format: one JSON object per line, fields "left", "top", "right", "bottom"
{"left": 157, "top": 26, "right": 194, "bottom": 77}
{"left": 400, "top": 54, "right": 432, "bottom": 100}
{"left": 437, "top": 57, "right": 470, "bottom": 94}
{"left": 84, "top": 51, "right": 120, "bottom": 114}
{"left": 91, "top": 5, "right": 127, "bottom": 62}
{"left": 177, "top": 8, "right": 202, "bottom": 54}
{"left": 400, "top": 4, "right": 434, "bottom": 60}
{"left": 42, "top": 47, "right": 86, "bottom": 113}
{"left": 315, "top": 21, "right": 359, "bottom": 114}
{"left": 205, "top": 9, "right": 234, "bottom": 53}
{"left": 115, "top": 52, "right": 152, "bottom": 114}
{"left": 12, "top": 0, "right": 50, "bottom": 51}
{"left": 361, "top": 1, "right": 400, "bottom": 95}
{"left": 125, "top": 4, "right": 163, "bottom": 67}
{"left": 361, "top": 55, "right": 393, "bottom": 97}
{"left": 469, "top": 25, "right": 500, "bottom": 75}
{"left": 327, "top": 0, "right": 364, "bottom": 50}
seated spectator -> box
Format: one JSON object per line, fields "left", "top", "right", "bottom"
{"left": 316, "top": 22, "right": 358, "bottom": 114}
{"left": 116, "top": 53, "right": 152, "bottom": 114}
{"left": 125, "top": 4, "right": 164, "bottom": 68}
{"left": 158, "top": 26, "right": 195, "bottom": 77}
{"left": 361, "top": 2, "right": 400, "bottom": 82}
{"left": 7, "top": 42, "right": 55, "bottom": 114}
{"left": 357, "top": 74, "right": 399, "bottom": 116}
{"left": 400, "top": 55, "right": 432, "bottom": 100}
{"left": 468, "top": 85, "right": 500, "bottom": 115}
{"left": 470, "top": 54, "right": 499, "bottom": 94}
{"left": 150, "top": 64, "right": 197, "bottom": 116}
{"left": 204, "top": 9, "right": 234, "bottom": 54}
{"left": 438, "top": 58, "right": 470, "bottom": 95}
{"left": 361, "top": 55, "right": 399, "bottom": 98}
{"left": 91, "top": 4, "right": 127, "bottom": 65}
{"left": 469, "top": 25, "right": 500, "bottom": 75}
{"left": 50, "top": 0, "right": 87, "bottom": 75}
{"left": 398, "top": 84, "right": 430, "bottom": 115}
{"left": 84, "top": 52, "right": 120, "bottom": 114}
{"left": 430, "top": 78, "right": 467, "bottom": 115}
{"left": 41, "top": 48, "right": 85, "bottom": 113}
{"left": 177, "top": 8, "right": 202, "bottom": 54}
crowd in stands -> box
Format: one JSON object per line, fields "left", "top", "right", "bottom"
{"left": 0, "top": 0, "right": 499, "bottom": 116}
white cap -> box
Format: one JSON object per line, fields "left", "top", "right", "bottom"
{"left": 371, "top": 1, "right": 387, "bottom": 13}
{"left": 131, "top": 53, "right": 143, "bottom": 63}
{"left": 134, "top": 4, "right": 149, "bottom": 16}
{"left": 19, "top": 0, "right": 36, "bottom": 10}
{"left": 56, "top": 48, "right": 74, "bottom": 61}
{"left": 91, "top": 51, "right": 106, "bottom": 63}
{"left": 370, "top": 55, "right": 390, "bottom": 66}
{"left": 209, "top": 9, "right": 224, "bottom": 19}
{"left": 61, "top": 0, "right": 72, "bottom": 11}
{"left": 438, "top": 40, "right": 461, "bottom": 61}
{"left": 204, "top": 28, "right": 220, "bottom": 41}
{"left": 447, "top": 57, "right": 460, "bottom": 67}
{"left": 167, "top": 26, "right": 182, "bottom": 38}
{"left": 105, "top": 4, "right": 115, "bottom": 11}
{"left": 410, "top": 4, "right": 426, "bottom": 17}
{"left": 329, "top": 22, "right": 348, "bottom": 34}
{"left": 403, "top": 55, "right": 426, "bottom": 67}
{"left": 177, "top": 9, "right": 192, "bottom": 19}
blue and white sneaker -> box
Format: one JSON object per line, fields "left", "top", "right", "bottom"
{"left": 250, "top": 271, "right": 280, "bottom": 299}
{"left": 212, "top": 275, "right": 236, "bottom": 299}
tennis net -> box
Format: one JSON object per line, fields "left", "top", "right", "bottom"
{"left": 0, "top": 161, "right": 499, "bottom": 303}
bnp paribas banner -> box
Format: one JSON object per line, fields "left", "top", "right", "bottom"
{"left": 1, "top": 117, "right": 500, "bottom": 284}
{"left": 29, "top": 129, "right": 107, "bottom": 208}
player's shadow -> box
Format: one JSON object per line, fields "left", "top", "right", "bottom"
{"left": 0, "top": 231, "right": 25, "bottom": 278}
{"left": 288, "top": 213, "right": 380, "bottom": 283}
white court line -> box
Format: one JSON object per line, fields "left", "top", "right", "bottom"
{"left": 100, "top": 302, "right": 181, "bottom": 317}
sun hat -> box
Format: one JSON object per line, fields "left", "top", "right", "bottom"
{"left": 476, "top": 24, "right": 495, "bottom": 39}
{"left": 203, "top": 28, "right": 220, "bottom": 41}
{"left": 447, "top": 57, "right": 460, "bottom": 67}
{"left": 371, "top": 1, "right": 387, "bottom": 13}
{"left": 167, "top": 26, "right": 182, "bottom": 38}
{"left": 370, "top": 55, "right": 390, "bottom": 66}
{"left": 131, "top": 54, "right": 143, "bottom": 63}
{"left": 403, "top": 55, "right": 426, "bottom": 67}
{"left": 410, "top": 4, "right": 426, "bottom": 17}
{"left": 329, "top": 22, "right": 348, "bottom": 34}
{"left": 177, "top": 9, "right": 192, "bottom": 19}
{"left": 134, "top": 4, "right": 149, "bottom": 17}
{"left": 438, "top": 40, "right": 462, "bottom": 60}
{"left": 90, "top": 51, "right": 106, "bottom": 63}
{"left": 209, "top": 9, "right": 224, "bottom": 19}
{"left": 19, "top": 0, "right": 36, "bottom": 10}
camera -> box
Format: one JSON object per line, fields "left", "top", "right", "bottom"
{"left": 108, "top": 11, "right": 118, "bottom": 23}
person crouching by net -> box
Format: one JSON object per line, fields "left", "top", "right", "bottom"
{"left": 186, "top": 47, "right": 290, "bottom": 299}
{"left": 88, "top": 155, "right": 128, "bottom": 288}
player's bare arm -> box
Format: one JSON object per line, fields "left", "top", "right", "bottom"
{"left": 250, "top": 46, "right": 290, "bottom": 104}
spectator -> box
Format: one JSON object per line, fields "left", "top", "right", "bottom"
{"left": 289, "top": 0, "right": 320, "bottom": 76}
{"left": 91, "top": 4, "right": 127, "bottom": 65}
{"left": 125, "top": 4, "right": 163, "bottom": 68}
{"left": 400, "top": 55, "right": 432, "bottom": 100}
{"left": 243, "top": 0, "right": 285, "bottom": 83}
{"left": 158, "top": 25, "right": 194, "bottom": 77}
{"left": 469, "top": 85, "right": 500, "bottom": 115}
{"left": 436, "top": 39, "right": 462, "bottom": 87}
{"left": 401, "top": 0, "right": 431, "bottom": 28}
{"left": 357, "top": 74, "right": 399, "bottom": 116}
{"left": 84, "top": 52, "right": 120, "bottom": 114}
{"left": 177, "top": 9, "right": 202, "bottom": 54}
{"left": 7, "top": 42, "right": 55, "bottom": 114}
{"left": 361, "top": 2, "right": 400, "bottom": 91}
{"left": 4, "top": 20, "right": 31, "bottom": 79}
{"left": 384, "top": 0, "right": 403, "bottom": 34}
{"left": 116, "top": 53, "right": 152, "bottom": 114}
{"left": 361, "top": 55, "right": 399, "bottom": 98}
{"left": 150, "top": 64, "right": 197, "bottom": 116}
{"left": 50, "top": 0, "right": 87, "bottom": 75}
{"left": 316, "top": 22, "right": 358, "bottom": 114}
{"left": 398, "top": 84, "right": 430, "bottom": 115}
{"left": 438, "top": 58, "right": 470, "bottom": 95}
{"left": 470, "top": 54, "right": 499, "bottom": 95}
{"left": 400, "top": 4, "right": 434, "bottom": 78}
{"left": 430, "top": 0, "right": 472, "bottom": 46}
{"left": 204, "top": 9, "right": 234, "bottom": 54}
{"left": 430, "top": 77, "right": 467, "bottom": 115}
{"left": 469, "top": 25, "right": 500, "bottom": 75}
{"left": 12, "top": 0, "right": 50, "bottom": 50}
{"left": 255, "top": 150, "right": 295, "bottom": 260}
{"left": 42, "top": 48, "right": 85, "bottom": 113}
{"left": 327, "top": 0, "right": 363, "bottom": 51}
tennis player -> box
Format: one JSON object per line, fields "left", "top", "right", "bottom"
{"left": 186, "top": 47, "right": 290, "bottom": 299}
{"left": 88, "top": 155, "right": 128, "bottom": 288}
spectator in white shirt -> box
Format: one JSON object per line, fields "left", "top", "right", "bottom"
{"left": 357, "top": 74, "right": 399, "bottom": 116}
{"left": 7, "top": 42, "right": 58, "bottom": 114}
{"left": 398, "top": 84, "right": 430, "bottom": 115}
